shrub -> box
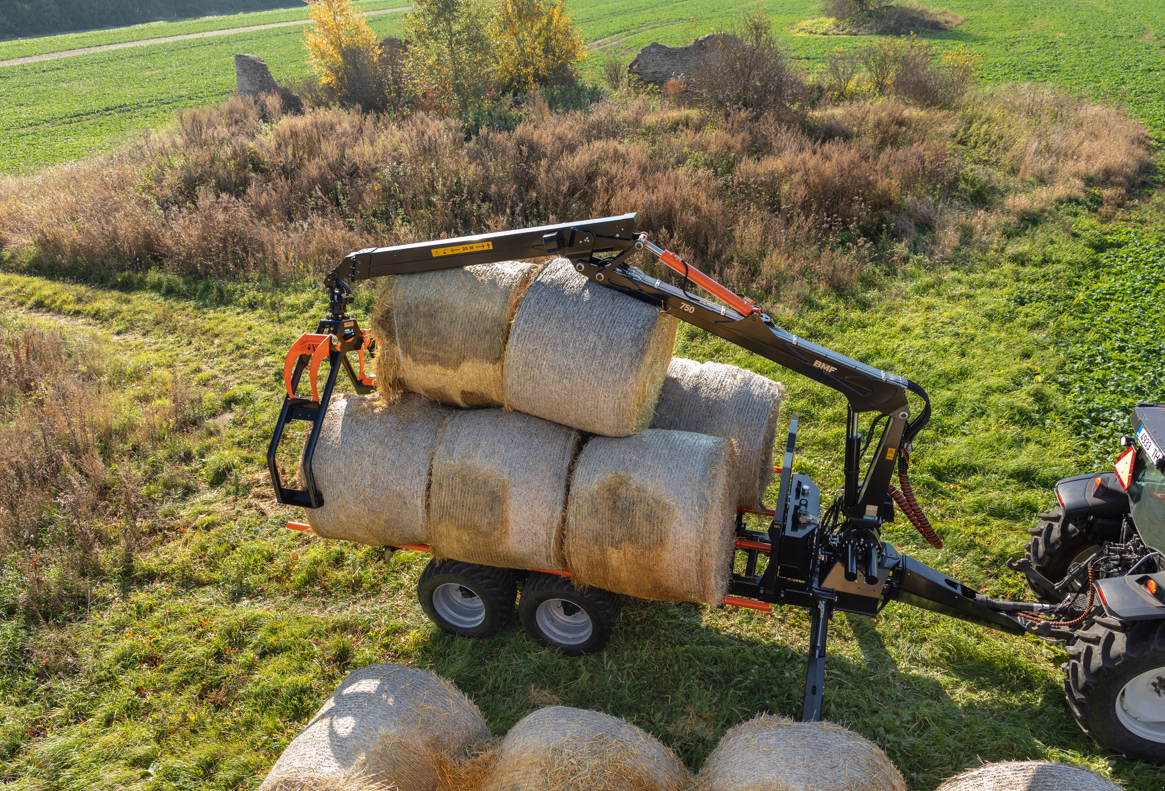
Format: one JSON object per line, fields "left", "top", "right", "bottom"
{"left": 303, "top": 0, "right": 384, "bottom": 109}
{"left": 490, "top": 0, "right": 586, "bottom": 94}
{"left": 823, "top": 0, "right": 893, "bottom": 19}
{"left": 890, "top": 39, "right": 981, "bottom": 107}
{"left": 403, "top": 0, "right": 496, "bottom": 116}
{"left": 689, "top": 12, "right": 806, "bottom": 118}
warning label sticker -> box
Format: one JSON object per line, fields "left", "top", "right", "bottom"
{"left": 432, "top": 241, "right": 493, "bottom": 257}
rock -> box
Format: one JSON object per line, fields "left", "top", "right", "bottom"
{"left": 628, "top": 34, "right": 734, "bottom": 87}
{"left": 234, "top": 53, "right": 303, "bottom": 115}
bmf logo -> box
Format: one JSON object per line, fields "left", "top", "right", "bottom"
{"left": 813, "top": 359, "right": 838, "bottom": 374}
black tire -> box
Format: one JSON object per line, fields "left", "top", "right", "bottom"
{"left": 417, "top": 560, "right": 516, "bottom": 639}
{"left": 1065, "top": 619, "right": 1165, "bottom": 764}
{"left": 1025, "top": 505, "right": 1102, "bottom": 602}
{"left": 518, "top": 573, "right": 621, "bottom": 656}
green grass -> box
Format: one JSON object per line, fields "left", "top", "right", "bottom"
{"left": 3, "top": 0, "right": 1164, "bottom": 175}
{"left": 1, "top": 206, "right": 1163, "bottom": 788}
{"left": 0, "top": 1, "right": 407, "bottom": 60}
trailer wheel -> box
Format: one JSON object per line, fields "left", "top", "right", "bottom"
{"left": 518, "top": 573, "right": 620, "bottom": 656}
{"left": 418, "top": 560, "right": 516, "bottom": 639}
{"left": 1065, "top": 618, "right": 1165, "bottom": 764}
{"left": 1025, "top": 505, "right": 1101, "bottom": 602}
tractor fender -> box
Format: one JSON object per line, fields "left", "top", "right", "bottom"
{"left": 1096, "top": 572, "right": 1165, "bottom": 622}
{"left": 1055, "top": 471, "right": 1130, "bottom": 522}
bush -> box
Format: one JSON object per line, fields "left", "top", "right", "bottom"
{"left": 689, "top": 12, "right": 806, "bottom": 118}
{"left": 303, "top": 0, "right": 384, "bottom": 109}
{"left": 490, "top": 0, "right": 586, "bottom": 94}
{"left": 823, "top": 0, "right": 893, "bottom": 19}
{"left": 403, "top": 0, "right": 496, "bottom": 116}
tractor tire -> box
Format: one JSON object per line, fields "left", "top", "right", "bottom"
{"left": 1065, "top": 619, "right": 1165, "bottom": 764}
{"left": 1025, "top": 505, "right": 1102, "bottom": 602}
{"left": 418, "top": 560, "right": 516, "bottom": 639}
{"left": 518, "top": 572, "right": 621, "bottom": 656}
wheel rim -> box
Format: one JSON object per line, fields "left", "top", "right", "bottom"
{"left": 432, "top": 583, "right": 486, "bottom": 629}
{"left": 1062, "top": 544, "right": 1101, "bottom": 592}
{"left": 535, "top": 598, "right": 592, "bottom": 646}
{"left": 1115, "top": 666, "right": 1165, "bottom": 743}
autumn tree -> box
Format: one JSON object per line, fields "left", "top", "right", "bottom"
{"left": 490, "top": 0, "right": 586, "bottom": 93}
{"left": 304, "top": 0, "right": 384, "bottom": 108}
{"left": 402, "top": 0, "right": 495, "bottom": 115}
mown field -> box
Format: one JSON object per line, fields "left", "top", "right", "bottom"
{"left": 1, "top": 1, "right": 1164, "bottom": 790}
{"left": 3, "top": 0, "right": 1164, "bottom": 175}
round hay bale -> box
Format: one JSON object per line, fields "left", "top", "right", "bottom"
{"left": 428, "top": 409, "right": 581, "bottom": 570}
{"left": 303, "top": 393, "right": 452, "bottom": 546}
{"left": 563, "top": 429, "right": 737, "bottom": 606}
{"left": 694, "top": 714, "right": 905, "bottom": 791}
{"left": 368, "top": 262, "right": 540, "bottom": 408}
{"left": 480, "top": 707, "right": 689, "bottom": 791}
{"left": 503, "top": 257, "right": 678, "bottom": 437}
{"left": 259, "top": 663, "right": 491, "bottom": 791}
{"left": 936, "top": 761, "right": 1122, "bottom": 791}
{"left": 650, "top": 358, "right": 786, "bottom": 510}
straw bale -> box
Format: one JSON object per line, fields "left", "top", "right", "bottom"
{"left": 650, "top": 358, "right": 785, "bottom": 509}
{"left": 503, "top": 258, "right": 679, "bottom": 437}
{"left": 479, "top": 707, "right": 689, "bottom": 791}
{"left": 694, "top": 714, "right": 905, "bottom": 791}
{"left": 302, "top": 393, "right": 452, "bottom": 546}
{"left": 259, "top": 664, "right": 491, "bottom": 791}
{"left": 428, "top": 409, "right": 581, "bottom": 570}
{"left": 936, "top": 761, "right": 1122, "bottom": 791}
{"left": 564, "top": 429, "right": 737, "bottom": 606}
{"left": 368, "top": 263, "right": 540, "bottom": 407}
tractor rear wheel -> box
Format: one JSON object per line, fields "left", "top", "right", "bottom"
{"left": 1025, "top": 505, "right": 1101, "bottom": 602}
{"left": 1065, "top": 619, "right": 1165, "bottom": 764}
{"left": 418, "top": 560, "right": 516, "bottom": 639}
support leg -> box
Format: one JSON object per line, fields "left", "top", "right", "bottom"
{"left": 801, "top": 599, "right": 833, "bottom": 722}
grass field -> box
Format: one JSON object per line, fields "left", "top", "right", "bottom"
{"left": 2, "top": 0, "right": 1164, "bottom": 175}
{"left": 2, "top": 1, "right": 1165, "bottom": 789}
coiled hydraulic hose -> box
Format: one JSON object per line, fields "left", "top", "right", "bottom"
{"left": 888, "top": 450, "right": 944, "bottom": 550}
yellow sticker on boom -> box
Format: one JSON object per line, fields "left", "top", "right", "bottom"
{"left": 432, "top": 241, "right": 493, "bottom": 257}
{"left": 886, "top": 447, "right": 897, "bottom": 461}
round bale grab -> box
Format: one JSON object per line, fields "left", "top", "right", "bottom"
{"left": 694, "top": 714, "right": 906, "bottom": 791}
{"left": 301, "top": 393, "right": 451, "bottom": 547}
{"left": 651, "top": 357, "right": 786, "bottom": 509}
{"left": 563, "top": 428, "right": 738, "bottom": 607}
{"left": 503, "top": 257, "right": 678, "bottom": 437}
{"left": 427, "top": 408, "right": 581, "bottom": 570}
{"left": 935, "top": 760, "right": 1122, "bottom": 790}
{"left": 476, "top": 706, "right": 690, "bottom": 791}
{"left": 369, "top": 262, "right": 540, "bottom": 408}
{"left": 258, "top": 663, "right": 489, "bottom": 791}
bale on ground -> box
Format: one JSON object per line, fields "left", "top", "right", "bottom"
{"left": 369, "top": 262, "right": 540, "bottom": 408}
{"left": 302, "top": 393, "right": 451, "bottom": 546}
{"left": 564, "top": 429, "right": 737, "bottom": 606}
{"left": 650, "top": 358, "right": 786, "bottom": 509}
{"left": 428, "top": 409, "right": 581, "bottom": 570}
{"left": 258, "top": 663, "right": 491, "bottom": 791}
{"left": 936, "top": 761, "right": 1122, "bottom": 790}
{"left": 694, "top": 714, "right": 905, "bottom": 791}
{"left": 478, "top": 707, "right": 689, "bottom": 791}
{"left": 503, "top": 258, "right": 678, "bottom": 437}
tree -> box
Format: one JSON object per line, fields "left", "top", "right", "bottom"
{"left": 402, "top": 0, "right": 495, "bottom": 116}
{"left": 304, "top": 0, "right": 384, "bottom": 108}
{"left": 489, "top": 0, "right": 586, "bottom": 94}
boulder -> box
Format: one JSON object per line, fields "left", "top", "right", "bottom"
{"left": 234, "top": 53, "right": 303, "bottom": 114}
{"left": 628, "top": 34, "right": 734, "bottom": 87}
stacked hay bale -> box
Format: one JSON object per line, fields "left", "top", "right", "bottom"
{"left": 651, "top": 358, "right": 786, "bottom": 509}
{"left": 428, "top": 409, "right": 581, "bottom": 570}
{"left": 303, "top": 393, "right": 451, "bottom": 547}
{"left": 475, "top": 707, "right": 689, "bottom": 791}
{"left": 563, "top": 429, "right": 738, "bottom": 606}
{"left": 693, "top": 714, "right": 905, "bottom": 791}
{"left": 258, "top": 664, "right": 490, "bottom": 791}
{"left": 936, "top": 761, "right": 1122, "bottom": 790}
{"left": 370, "top": 262, "right": 540, "bottom": 408}
{"left": 503, "top": 258, "right": 678, "bottom": 437}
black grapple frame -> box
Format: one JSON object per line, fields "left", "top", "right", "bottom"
{"left": 268, "top": 213, "right": 1048, "bottom": 721}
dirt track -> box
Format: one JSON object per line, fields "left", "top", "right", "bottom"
{"left": 0, "top": 7, "right": 408, "bottom": 68}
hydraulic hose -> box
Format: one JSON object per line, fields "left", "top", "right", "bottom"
{"left": 889, "top": 450, "right": 943, "bottom": 549}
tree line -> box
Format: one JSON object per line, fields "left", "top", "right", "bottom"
{"left": 0, "top": 1, "right": 303, "bottom": 39}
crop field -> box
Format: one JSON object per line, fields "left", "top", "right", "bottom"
{"left": 3, "top": 0, "right": 1164, "bottom": 175}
